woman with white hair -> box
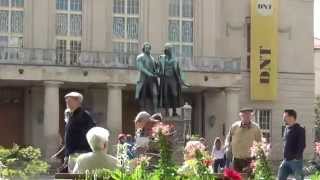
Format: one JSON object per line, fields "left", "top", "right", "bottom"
{"left": 72, "top": 127, "right": 117, "bottom": 173}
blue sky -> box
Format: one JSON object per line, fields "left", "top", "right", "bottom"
{"left": 315, "top": 0, "right": 320, "bottom": 38}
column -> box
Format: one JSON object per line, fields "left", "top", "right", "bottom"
{"left": 204, "top": 89, "right": 226, "bottom": 142}
{"left": 24, "top": 88, "right": 32, "bottom": 145}
{"left": 224, "top": 87, "right": 240, "bottom": 133}
{"left": 30, "top": 87, "right": 44, "bottom": 150}
{"left": 43, "top": 81, "right": 63, "bottom": 159}
{"left": 106, "top": 83, "right": 125, "bottom": 154}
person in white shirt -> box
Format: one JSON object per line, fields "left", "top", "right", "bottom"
{"left": 211, "top": 137, "right": 225, "bottom": 173}
{"left": 72, "top": 127, "right": 117, "bottom": 173}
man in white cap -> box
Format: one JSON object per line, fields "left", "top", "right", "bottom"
{"left": 134, "top": 111, "right": 151, "bottom": 130}
{"left": 73, "top": 127, "right": 118, "bottom": 173}
{"left": 225, "top": 107, "right": 262, "bottom": 173}
{"left": 134, "top": 111, "right": 162, "bottom": 156}
{"left": 64, "top": 92, "right": 96, "bottom": 172}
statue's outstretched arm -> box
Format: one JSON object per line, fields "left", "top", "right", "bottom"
{"left": 177, "top": 61, "right": 190, "bottom": 87}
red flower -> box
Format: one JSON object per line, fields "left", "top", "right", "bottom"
{"left": 202, "top": 159, "right": 213, "bottom": 167}
{"left": 223, "top": 168, "right": 242, "bottom": 180}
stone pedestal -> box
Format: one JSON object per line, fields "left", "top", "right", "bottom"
{"left": 163, "top": 116, "right": 188, "bottom": 164}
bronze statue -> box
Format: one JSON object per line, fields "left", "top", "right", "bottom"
{"left": 158, "top": 43, "right": 186, "bottom": 116}
{"left": 135, "top": 42, "right": 159, "bottom": 114}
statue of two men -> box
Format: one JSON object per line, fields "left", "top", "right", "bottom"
{"left": 135, "top": 42, "right": 187, "bottom": 116}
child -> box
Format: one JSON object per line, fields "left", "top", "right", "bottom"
{"left": 126, "top": 134, "right": 135, "bottom": 159}
{"left": 211, "top": 137, "right": 225, "bottom": 173}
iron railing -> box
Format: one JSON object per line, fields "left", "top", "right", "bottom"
{"left": 0, "top": 47, "right": 241, "bottom": 73}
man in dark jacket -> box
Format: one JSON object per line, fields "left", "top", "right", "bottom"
{"left": 64, "top": 92, "right": 96, "bottom": 172}
{"left": 278, "top": 109, "right": 306, "bottom": 180}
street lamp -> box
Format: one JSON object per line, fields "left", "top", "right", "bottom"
{"left": 182, "top": 102, "right": 192, "bottom": 143}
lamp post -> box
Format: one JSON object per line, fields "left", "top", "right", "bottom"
{"left": 182, "top": 102, "right": 192, "bottom": 143}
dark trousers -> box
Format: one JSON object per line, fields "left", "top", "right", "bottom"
{"left": 163, "top": 77, "right": 178, "bottom": 113}
{"left": 233, "top": 158, "right": 252, "bottom": 173}
{"left": 213, "top": 158, "right": 225, "bottom": 173}
{"left": 140, "top": 77, "right": 158, "bottom": 114}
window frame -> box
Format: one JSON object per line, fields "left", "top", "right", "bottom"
{"left": 255, "top": 109, "right": 272, "bottom": 143}
{"left": 56, "top": 0, "right": 82, "bottom": 65}
{"left": 56, "top": 0, "right": 82, "bottom": 38}
{"left": 112, "top": 0, "right": 140, "bottom": 59}
{"left": 0, "top": 0, "right": 24, "bottom": 47}
{"left": 168, "top": 0, "right": 193, "bottom": 58}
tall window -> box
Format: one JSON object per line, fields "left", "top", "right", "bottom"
{"left": 168, "top": 0, "right": 193, "bottom": 58}
{"left": 56, "top": 0, "right": 82, "bottom": 65}
{"left": 0, "top": 0, "right": 24, "bottom": 47}
{"left": 113, "top": 0, "right": 139, "bottom": 64}
{"left": 255, "top": 109, "right": 272, "bottom": 142}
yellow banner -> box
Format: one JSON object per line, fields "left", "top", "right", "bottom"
{"left": 250, "top": 0, "right": 278, "bottom": 100}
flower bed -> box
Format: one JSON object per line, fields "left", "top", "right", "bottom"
{"left": 0, "top": 144, "right": 49, "bottom": 179}
{"left": 309, "top": 142, "right": 320, "bottom": 179}
{"left": 74, "top": 125, "right": 245, "bottom": 180}
{"left": 249, "top": 140, "right": 274, "bottom": 180}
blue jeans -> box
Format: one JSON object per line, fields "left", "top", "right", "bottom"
{"left": 277, "top": 159, "right": 304, "bottom": 180}
{"left": 213, "top": 158, "right": 225, "bottom": 173}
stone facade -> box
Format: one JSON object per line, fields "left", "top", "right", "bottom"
{"left": 315, "top": 48, "right": 320, "bottom": 95}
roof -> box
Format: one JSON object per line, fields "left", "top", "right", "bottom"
{"left": 315, "top": 37, "right": 320, "bottom": 49}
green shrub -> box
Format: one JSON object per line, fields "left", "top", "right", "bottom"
{"left": 0, "top": 144, "right": 49, "bottom": 179}
{"left": 311, "top": 171, "right": 320, "bottom": 180}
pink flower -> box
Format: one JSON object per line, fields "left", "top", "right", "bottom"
{"left": 250, "top": 141, "right": 271, "bottom": 158}
{"left": 151, "top": 122, "right": 175, "bottom": 137}
{"left": 315, "top": 142, "right": 320, "bottom": 156}
{"left": 184, "top": 141, "right": 206, "bottom": 158}
{"left": 250, "top": 161, "right": 257, "bottom": 173}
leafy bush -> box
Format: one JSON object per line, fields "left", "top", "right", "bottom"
{"left": 315, "top": 96, "right": 320, "bottom": 141}
{"left": 311, "top": 172, "right": 320, "bottom": 180}
{"left": 0, "top": 144, "right": 49, "bottom": 178}
{"left": 311, "top": 171, "right": 320, "bottom": 180}
{"left": 309, "top": 143, "right": 320, "bottom": 179}
{"left": 250, "top": 141, "right": 274, "bottom": 180}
